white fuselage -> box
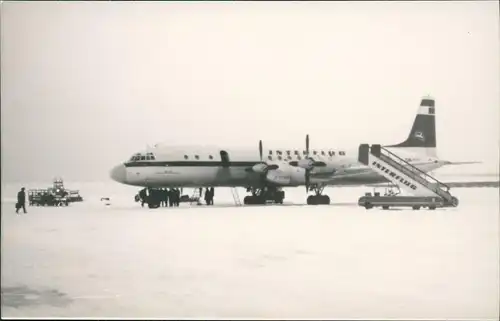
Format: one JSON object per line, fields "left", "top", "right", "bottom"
{"left": 110, "top": 144, "right": 446, "bottom": 188}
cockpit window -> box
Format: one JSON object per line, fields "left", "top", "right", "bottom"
{"left": 128, "top": 152, "right": 156, "bottom": 162}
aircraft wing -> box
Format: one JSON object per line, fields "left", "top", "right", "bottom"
{"left": 444, "top": 161, "right": 483, "bottom": 165}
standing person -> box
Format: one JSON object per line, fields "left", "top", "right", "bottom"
{"left": 16, "top": 187, "right": 27, "bottom": 214}
{"left": 209, "top": 187, "right": 215, "bottom": 205}
{"left": 204, "top": 188, "right": 210, "bottom": 205}
{"left": 139, "top": 188, "right": 147, "bottom": 207}
{"left": 168, "top": 189, "right": 174, "bottom": 207}
{"left": 176, "top": 188, "right": 181, "bottom": 207}
{"left": 163, "top": 188, "right": 168, "bottom": 207}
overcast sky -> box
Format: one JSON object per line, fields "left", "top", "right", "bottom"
{"left": 1, "top": 1, "right": 499, "bottom": 182}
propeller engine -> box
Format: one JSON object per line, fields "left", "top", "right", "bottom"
{"left": 247, "top": 140, "right": 279, "bottom": 174}
{"left": 288, "top": 134, "right": 327, "bottom": 192}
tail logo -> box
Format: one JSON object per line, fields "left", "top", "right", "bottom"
{"left": 414, "top": 131, "right": 425, "bottom": 142}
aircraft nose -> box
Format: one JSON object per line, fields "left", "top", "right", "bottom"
{"left": 110, "top": 164, "right": 127, "bottom": 184}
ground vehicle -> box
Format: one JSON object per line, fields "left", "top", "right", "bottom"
{"left": 28, "top": 178, "right": 83, "bottom": 206}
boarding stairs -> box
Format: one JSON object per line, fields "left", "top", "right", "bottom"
{"left": 358, "top": 144, "right": 457, "bottom": 207}
{"left": 231, "top": 187, "right": 242, "bottom": 206}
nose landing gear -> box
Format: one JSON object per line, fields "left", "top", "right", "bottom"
{"left": 306, "top": 184, "right": 330, "bottom": 205}
{"left": 243, "top": 186, "right": 285, "bottom": 205}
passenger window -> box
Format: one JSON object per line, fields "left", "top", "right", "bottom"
{"left": 151, "top": 155, "right": 155, "bottom": 160}
{"left": 286, "top": 150, "right": 291, "bottom": 155}
{"left": 313, "top": 151, "right": 317, "bottom": 155}
{"left": 268, "top": 156, "right": 272, "bottom": 160}
{"left": 277, "top": 150, "right": 282, "bottom": 155}
{"left": 294, "top": 150, "right": 299, "bottom": 155}
{"left": 277, "top": 156, "right": 282, "bottom": 160}
{"left": 269, "top": 150, "right": 273, "bottom": 155}
{"left": 209, "top": 155, "right": 213, "bottom": 160}
{"left": 321, "top": 151, "right": 325, "bottom": 156}
{"left": 184, "top": 155, "right": 188, "bottom": 160}
{"left": 339, "top": 151, "right": 345, "bottom": 156}
{"left": 140, "top": 156, "right": 146, "bottom": 160}
{"left": 195, "top": 155, "right": 199, "bottom": 160}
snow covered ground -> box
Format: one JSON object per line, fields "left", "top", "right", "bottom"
{"left": 1, "top": 181, "right": 499, "bottom": 319}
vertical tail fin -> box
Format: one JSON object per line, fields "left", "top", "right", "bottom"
{"left": 385, "top": 96, "right": 437, "bottom": 157}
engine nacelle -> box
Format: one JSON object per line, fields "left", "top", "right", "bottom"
{"left": 265, "top": 166, "right": 306, "bottom": 186}
{"left": 311, "top": 162, "right": 337, "bottom": 176}
{"left": 252, "top": 163, "right": 268, "bottom": 173}
{"left": 252, "top": 162, "right": 280, "bottom": 173}
{"left": 297, "top": 158, "right": 315, "bottom": 169}
{"left": 266, "top": 169, "right": 291, "bottom": 185}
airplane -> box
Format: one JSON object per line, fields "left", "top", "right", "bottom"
{"left": 110, "top": 96, "right": 480, "bottom": 206}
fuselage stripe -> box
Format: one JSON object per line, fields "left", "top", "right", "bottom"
{"left": 124, "top": 161, "right": 258, "bottom": 168}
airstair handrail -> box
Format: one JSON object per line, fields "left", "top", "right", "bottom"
{"left": 380, "top": 147, "right": 451, "bottom": 191}
{"left": 380, "top": 154, "right": 450, "bottom": 198}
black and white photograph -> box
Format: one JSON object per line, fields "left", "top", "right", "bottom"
{"left": 1, "top": 1, "right": 499, "bottom": 319}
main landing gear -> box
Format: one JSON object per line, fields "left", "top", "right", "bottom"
{"left": 243, "top": 186, "right": 285, "bottom": 205}
{"left": 307, "top": 184, "right": 330, "bottom": 205}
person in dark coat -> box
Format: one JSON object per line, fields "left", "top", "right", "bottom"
{"left": 176, "top": 188, "right": 181, "bottom": 206}
{"left": 16, "top": 187, "right": 27, "bottom": 214}
{"left": 209, "top": 187, "right": 215, "bottom": 205}
{"left": 139, "top": 188, "right": 147, "bottom": 207}
{"left": 204, "top": 188, "right": 210, "bottom": 205}
{"left": 168, "top": 189, "right": 173, "bottom": 207}
{"left": 162, "top": 188, "right": 168, "bottom": 207}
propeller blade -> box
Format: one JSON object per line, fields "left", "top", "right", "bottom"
{"left": 267, "top": 164, "right": 279, "bottom": 171}
{"left": 305, "top": 169, "right": 310, "bottom": 192}
{"left": 259, "top": 140, "right": 263, "bottom": 161}
{"left": 305, "top": 135, "right": 309, "bottom": 191}
{"left": 306, "top": 134, "right": 309, "bottom": 155}
{"left": 313, "top": 161, "right": 327, "bottom": 167}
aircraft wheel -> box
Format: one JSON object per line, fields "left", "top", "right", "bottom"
{"left": 244, "top": 196, "right": 256, "bottom": 205}
{"left": 307, "top": 195, "right": 327, "bottom": 205}
{"left": 364, "top": 202, "right": 373, "bottom": 209}
{"left": 382, "top": 205, "right": 389, "bottom": 210}
{"left": 451, "top": 196, "right": 459, "bottom": 207}
{"left": 274, "top": 192, "right": 284, "bottom": 204}
{"left": 412, "top": 206, "right": 420, "bottom": 210}
{"left": 148, "top": 203, "right": 160, "bottom": 209}
{"left": 277, "top": 191, "right": 285, "bottom": 204}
